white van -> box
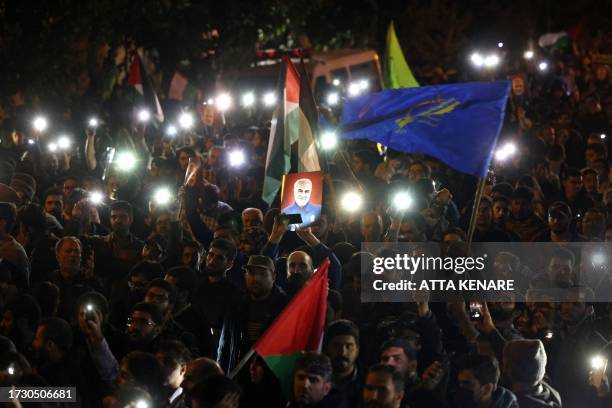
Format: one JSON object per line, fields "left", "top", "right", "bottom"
{"left": 307, "top": 49, "right": 383, "bottom": 95}
{"left": 227, "top": 48, "right": 383, "bottom": 101}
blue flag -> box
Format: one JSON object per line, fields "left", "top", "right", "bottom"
{"left": 339, "top": 81, "right": 511, "bottom": 177}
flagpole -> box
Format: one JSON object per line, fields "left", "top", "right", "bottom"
{"left": 467, "top": 176, "right": 487, "bottom": 244}
{"left": 337, "top": 149, "right": 365, "bottom": 192}
{"left": 229, "top": 348, "right": 256, "bottom": 379}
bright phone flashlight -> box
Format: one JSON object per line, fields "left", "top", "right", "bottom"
{"left": 138, "top": 109, "right": 151, "bottom": 122}
{"left": 153, "top": 187, "right": 173, "bottom": 205}
{"left": 33, "top": 116, "right": 48, "bottom": 132}
{"left": 320, "top": 131, "right": 338, "bottom": 151}
{"left": 393, "top": 191, "right": 412, "bottom": 210}
{"left": 242, "top": 92, "right": 255, "bottom": 107}
{"left": 89, "top": 191, "right": 104, "bottom": 205}
{"left": 228, "top": 150, "right": 246, "bottom": 167}
{"left": 341, "top": 191, "right": 363, "bottom": 212}
{"left": 216, "top": 93, "right": 232, "bottom": 111}
{"left": 115, "top": 151, "right": 137, "bottom": 172}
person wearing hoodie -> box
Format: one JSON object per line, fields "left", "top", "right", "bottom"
{"left": 454, "top": 354, "right": 518, "bottom": 408}
{"left": 502, "top": 339, "right": 562, "bottom": 408}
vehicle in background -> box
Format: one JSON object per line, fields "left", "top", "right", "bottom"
{"left": 224, "top": 48, "right": 383, "bottom": 105}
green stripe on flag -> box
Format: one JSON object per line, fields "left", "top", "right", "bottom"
{"left": 262, "top": 352, "right": 303, "bottom": 398}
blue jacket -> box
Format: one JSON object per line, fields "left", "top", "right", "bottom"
{"left": 283, "top": 201, "right": 322, "bottom": 227}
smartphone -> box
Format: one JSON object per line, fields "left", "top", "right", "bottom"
{"left": 591, "top": 356, "right": 608, "bottom": 389}
{"left": 279, "top": 213, "right": 303, "bottom": 225}
{"left": 85, "top": 304, "right": 96, "bottom": 320}
{"left": 543, "top": 329, "right": 554, "bottom": 341}
{"left": 469, "top": 301, "right": 483, "bottom": 321}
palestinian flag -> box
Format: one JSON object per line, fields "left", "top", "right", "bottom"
{"left": 538, "top": 22, "right": 582, "bottom": 50}
{"left": 263, "top": 56, "right": 321, "bottom": 205}
{"left": 101, "top": 65, "right": 122, "bottom": 101}
{"left": 384, "top": 21, "right": 419, "bottom": 89}
{"left": 254, "top": 258, "right": 329, "bottom": 396}
{"left": 168, "top": 70, "right": 189, "bottom": 100}
{"left": 127, "top": 52, "right": 164, "bottom": 122}
{"left": 168, "top": 70, "right": 201, "bottom": 105}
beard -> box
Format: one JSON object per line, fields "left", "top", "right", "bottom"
{"left": 331, "top": 356, "right": 352, "bottom": 373}
{"left": 205, "top": 266, "right": 225, "bottom": 278}
{"left": 287, "top": 273, "right": 309, "bottom": 288}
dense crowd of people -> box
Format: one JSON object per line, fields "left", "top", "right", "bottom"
{"left": 0, "top": 30, "right": 611, "bottom": 408}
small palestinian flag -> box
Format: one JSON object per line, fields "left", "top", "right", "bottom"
{"left": 127, "top": 52, "right": 164, "bottom": 122}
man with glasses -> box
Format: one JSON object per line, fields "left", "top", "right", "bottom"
{"left": 109, "top": 260, "right": 164, "bottom": 328}
{"left": 124, "top": 302, "right": 164, "bottom": 352}
{"left": 81, "top": 301, "right": 166, "bottom": 391}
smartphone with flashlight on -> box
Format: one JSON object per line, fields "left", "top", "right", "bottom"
{"left": 591, "top": 355, "right": 608, "bottom": 389}
{"left": 3, "top": 364, "right": 15, "bottom": 376}
{"left": 85, "top": 303, "right": 96, "bottom": 321}
{"left": 469, "top": 301, "right": 484, "bottom": 321}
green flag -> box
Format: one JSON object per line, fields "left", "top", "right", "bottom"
{"left": 384, "top": 21, "right": 419, "bottom": 89}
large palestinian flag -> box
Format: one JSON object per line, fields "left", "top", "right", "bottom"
{"left": 263, "top": 56, "right": 321, "bottom": 205}
{"left": 253, "top": 258, "right": 329, "bottom": 395}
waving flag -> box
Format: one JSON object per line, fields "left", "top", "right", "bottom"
{"left": 254, "top": 258, "right": 329, "bottom": 396}
{"left": 339, "top": 81, "right": 511, "bottom": 177}
{"left": 263, "top": 57, "right": 321, "bottom": 205}
{"left": 127, "top": 53, "right": 164, "bottom": 122}
{"left": 384, "top": 21, "right": 419, "bottom": 89}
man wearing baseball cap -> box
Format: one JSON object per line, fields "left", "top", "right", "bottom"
{"left": 217, "top": 255, "right": 288, "bottom": 374}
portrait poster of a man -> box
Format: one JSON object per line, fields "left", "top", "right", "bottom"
{"left": 280, "top": 171, "right": 323, "bottom": 227}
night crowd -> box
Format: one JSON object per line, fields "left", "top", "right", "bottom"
{"left": 0, "top": 33, "right": 611, "bottom": 408}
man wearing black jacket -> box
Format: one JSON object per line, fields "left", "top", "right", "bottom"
{"left": 288, "top": 352, "right": 347, "bottom": 408}
{"left": 217, "top": 255, "right": 288, "bottom": 374}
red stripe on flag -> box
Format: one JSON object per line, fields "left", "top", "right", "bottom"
{"left": 254, "top": 258, "right": 329, "bottom": 357}
{"left": 169, "top": 70, "right": 188, "bottom": 101}
{"left": 283, "top": 56, "right": 301, "bottom": 105}
{"left": 128, "top": 54, "right": 142, "bottom": 87}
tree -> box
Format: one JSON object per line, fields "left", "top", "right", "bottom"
{"left": 391, "top": 0, "right": 472, "bottom": 75}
